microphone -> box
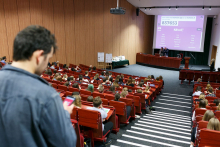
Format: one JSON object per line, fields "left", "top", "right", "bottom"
{"left": 190, "top": 53, "right": 196, "bottom": 60}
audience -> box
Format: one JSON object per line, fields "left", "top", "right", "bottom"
{"left": 94, "top": 74, "right": 100, "bottom": 80}
{"left": 64, "top": 82, "right": 69, "bottom": 87}
{"left": 207, "top": 118, "right": 220, "bottom": 131}
{"left": 109, "top": 85, "right": 116, "bottom": 94}
{"left": 144, "top": 85, "right": 151, "bottom": 93}
{"left": 87, "top": 96, "right": 93, "bottom": 102}
{"left": 115, "top": 93, "right": 131, "bottom": 120}
{"left": 87, "top": 84, "right": 94, "bottom": 93}
{"left": 192, "top": 86, "right": 202, "bottom": 96}
{"left": 98, "top": 84, "right": 104, "bottom": 93}
{"left": 72, "top": 83, "right": 81, "bottom": 90}
{"left": 73, "top": 95, "right": 82, "bottom": 108}
{"left": 100, "top": 71, "right": 105, "bottom": 79}
{"left": 206, "top": 87, "right": 216, "bottom": 97}
{"left": 192, "top": 100, "right": 207, "bottom": 121}
{"left": 84, "top": 71, "right": 90, "bottom": 79}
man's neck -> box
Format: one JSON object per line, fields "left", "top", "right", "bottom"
{"left": 11, "top": 61, "right": 35, "bottom": 74}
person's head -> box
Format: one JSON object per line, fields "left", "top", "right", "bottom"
{"left": 63, "top": 74, "right": 67, "bottom": 78}
{"left": 151, "top": 75, "right": 155, "bottom": 79}
{"left": 109, "top": 77, "right": 113, "bottom": 82}
{"left": 202, "top": 110, "right": 214, "bottom": 121}
{"left": 208, "top": 87, "right": 213, "bottom": 94}
{"left": 213, "top": 99, "right": 220, "bottom": 106}
{"left": 85, "top": 71, "right": 88, "bottom": 75}
{"left": 87, "top": 84, "right": 94, "bottom": 92}
{"left": 2, "top": 56, "right": 6, "bottom": 61}
{"left": 137, "top": 89, "right": 142, "bottom": 93}
{"left": 93, "top": 96, "right": 102, "bottom": 108}
{"left": 94, "top": 74, "right": 99, "bottom": 79}
{"left": 47, "top": 69, "right": 52, "bottom": 76}
{"left": 98, "top": 84, "right": 104, "bottom": 93}
{"left": 115, "top": 93, "right": 120, "bottom": 101}
{"left": 206, "top": 84, "right": 211, "bottom": 89}
{"left": 78, "top": 74, "right": 83, "bottom": 79}
{"left": 52, "top": 62, "right": 55, "bottom": 66}
{"left": 156, "top": 77, "right": 159, "bottom": 81}
{"left": 199, "top": 93, "right": 205, "bottom": 100}
{"left": 138, "top": 82, "right": 144, "bottom": 87}
{"left": 120, "top": 91, "right": 127, "bottom": 98}
{"left": 109, "top": 85, "right": 115, "bottom": 93}
{"left": 101, "top": 71, "right": 105, "bottom": 76}
{"left": 93, "top": 66, "right": 96, "bottom": 70}
{"left": 148, "top": 75, "right": 151, "bottom": 79}
{"left": 56, "top": 76, "right": 62, "bottom": 82}
{"left": 71, "top": 67, "right": 76, "bottom": 71}
{"left": 199, "top": 100, "right": 206, "bottom": 108}
{"left": 119, "top": 78, "right": 123, "bottom": 83}
{"left": 87, "top": 96, "right": 93, "bottom": 102}
{"left": 211, "top": 58, "right": 215, "bottom": 64}
{"left": 122, "top": 87, "right": 128, "bottom": 92}
{"left": 72, "top": 83, "right": 79, "bottom": 89}
{"left": 127, "top": 79, "right": 132, "bottom": 84}
{"left": 217, "top": 104, "right": 220, "bottom": 111}
{"left": 63, "top": 64, "right": 66, "bottom": 69}
{"left": 53, "top": 69, "right": 57, "bottom": 74}
{"left": 129, "top": 76, "right": 132, "bottom": 80}
{"left": 159, "top": 75, "right": 163, "bottom": 80}
{"left": 70, "top": 76, "right": 74, "bottom": 81}
{"left": 67, "top": 77, "right": 71, "bottom": 82}
{"left": 102, "top": 78, "right": 107, "bottom": 83}
{"left": 88, "top": 67, "right": 92, "bottom": 71}
{"left": 73, "top": 95, "right": 81, "bottom": 108}
{"left": 79, "top": 77, "right": 83, "bottom": 81}
{"left": 207, "top": 118, "right": 220, "bottom": 131}
{"left": 13, "top": 25, "right": 57, "bottom": 75}
{"left": 145, "top": 85, "right": 150, "bottom": 91}
{"left": 197, "top": 78, "right": 201, "bottom": 82}
{"left": 132, "top": 79, "right": 135, "bottom": 84}
{"left": 196, "top": 86, "right": 202, "bottom": 92}
{"left": 64, "top": 82, "right": 69, "bottom": 87}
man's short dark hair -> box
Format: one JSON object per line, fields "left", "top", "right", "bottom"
{"left": 87, "top": 96, "right": 93, "bottom": 102}
{"left": 93, "top": 96, "right": 102, "bottom": 107}
{"left": 93, "top": 66, "right": 96, "bottom": 70}
{"left": 13, "top": 25, "right": 57, "bottom": 61}
{"left": 72, "top": 83, "right": 79, "bottom": 89}
{"left": 213, "top": 99, "right": 220, "bottom": 106}
{"left": 67, "top": 77, "right": 71, "bottom": 82}
{"left": 79, "top": 77, "right": 82, "bottom": 81}
{"left": 85, "top": 71, "right": 88, "bottom": 75}
{"left": 115, "top": 93, "right": 120, "bottom": 101}
{"left": 101, "top": 71, "right": 104, "bottom": 76}
{"left": 128, "top": 89, "right": 132, "bottom": 92}
{"left": 109, "top": 77, "right": 113, "bottom": 82}
{"left": 103, "top": 78, "right": 106, "bottom": 82}
{"left": 71, "top": 67, "right": 76, "bottom": 71}
{"left": 2, "top": 56, "right": 6, "bottom": 60}
{"left": 89, "top": 67, "right": 92, "bottom": 71}
{"left": 196, "top": 86, "right": 202, "bottom": 91}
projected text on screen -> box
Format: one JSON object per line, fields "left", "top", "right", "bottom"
{"left": 156, "top": 15, "right": 205, "bottom": 52}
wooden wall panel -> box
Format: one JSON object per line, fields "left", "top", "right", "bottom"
{"left": 17, "top": 0, "right": 31, "bottom": 30}
{"left": 112, "top": 0, "right": 121, "bottom": 57}
{"left": 94, "top": 0, "right": 104, "bottom": 66}
{"left": 0, "top": 0, "right": 9, "bottom": 59}
{"left": 85, "top": 0, "right": 95, "bottom": 66}
{"left": 104, "top": 0, "right": 113, "bottom": 59}
{"left": 120, "top": 0, "right": 129, "bottom": 58}
{"left": 4, "top": 0, "right": 20, "bottom": 61}
{"left": 29, "top": 0, "right": 43, "bottom": 25}
{"left": 42, "top": 0, "right": 56, "bottom": 62}
{"left": 64, "top": 0, "right": 75, "bottom": 65}
{"left": 127, "top": 2, "right": 137, "bottom": 64}
{"left": 53, "top": 0, "right": 66, "bottom": 64}
{"left": 74, "top": 0, "right": 86, "bottom": 65}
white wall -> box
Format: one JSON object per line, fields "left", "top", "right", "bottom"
{"left": 209, "top": 14, "right": 220, "bottom": 70}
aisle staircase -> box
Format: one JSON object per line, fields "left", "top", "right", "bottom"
{"left": 111, "top": 93, "right": 192, "bottom": 147}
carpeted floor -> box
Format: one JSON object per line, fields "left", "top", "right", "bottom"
{"left": 102, "top": 64, "right": 194, "bottom": 147}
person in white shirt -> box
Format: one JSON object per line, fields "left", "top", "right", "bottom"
{"left": 192, "top": 86, "right": 202, "bottom": 96}
{"left": 87, "top": 96, "right": 113, "bottom": 144}
{"left": 192, "top": 100, "right": 207, "bottom": 121}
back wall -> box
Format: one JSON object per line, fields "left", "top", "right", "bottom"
{"left": 0, "top": 0, "right": 154, "bottom": 66}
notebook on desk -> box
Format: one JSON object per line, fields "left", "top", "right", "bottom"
{"left": 103, "top": 108, "right": 110, "bottom": 114}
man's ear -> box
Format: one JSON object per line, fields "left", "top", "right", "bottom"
{"left": 34, "top": 50, "right": 44, "bottom": 65}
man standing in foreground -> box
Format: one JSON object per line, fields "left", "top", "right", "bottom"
{"left": 0, "top": 25, "right": 76, "bottom": 147}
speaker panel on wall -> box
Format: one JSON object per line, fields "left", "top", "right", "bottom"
{"left": 136, "top": 8, "right": 139, "bottom": 16}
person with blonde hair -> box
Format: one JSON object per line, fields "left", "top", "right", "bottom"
{"left": 62, "top": 74, "right": 68, "bottom": 81}
{"left": 73, "top": 95, "right": 81, "bottom": 108}
{"left": 191, "top": 110, "right": 214, "bottom": 146}
{"left": 207, "top": 118, "right": 220, "bottom": 131}
{"left": 144, "top": 85, "right": 151, "bottom": 93}
{"left": 206, "top": 84, "right": 211, "bottom": 90}
{"left": 94, "top": 74, "right": 99, "bottom": 80}
{"left": 98, "top": 84, "right": 104, "bottom": 93}
{"left": 216, "top": 104, "right": 220, "bottom": 111}
{"left": 210, "top": 58, "right": 215, "bottom": 71}
{"left": 120, "top": 91, "right": 127, "bottom": 98}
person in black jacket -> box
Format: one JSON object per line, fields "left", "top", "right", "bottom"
{"left": 210, "top": 59, "right": 215, "bottom": 71}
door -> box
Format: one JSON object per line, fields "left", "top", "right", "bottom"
{"left": 211, "top": 45, "right": 217, "bottom": 66}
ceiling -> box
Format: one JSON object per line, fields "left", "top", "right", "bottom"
{"left": 127, "top": 0, "right": 220, "bottom": 15}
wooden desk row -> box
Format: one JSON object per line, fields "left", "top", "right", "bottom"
{"left": 136, "top": 53, "right": 181, "bottom": 69}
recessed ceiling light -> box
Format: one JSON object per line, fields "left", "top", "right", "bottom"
{"left": 202, "top": 6, "right": 204, "bottom": 10}
{"left": 209, "top": 6, "right": 211, "bottom": 10}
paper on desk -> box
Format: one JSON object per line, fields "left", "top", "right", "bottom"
{"left": 103, "top": 108, "right": 110, "bottom": 114}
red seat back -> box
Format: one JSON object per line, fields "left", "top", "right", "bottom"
{"left": 195, "top": 108, "right": 207, "bottom": 116}
{"left": 215, "top": 111, "right": 220, "bottom": 119}
{"left": 58, "top": 84, "right": 68, "bottom": 91}
{"left": 69, "top": 87, "right": 80, "bottom": 93}
{"left": 93, "top": 92, "right": 105, "bottom": 98}
{"left": 80, "top": 89, "right": 92, "bottom": 96}
{"left": 199, "top": 129, "right": 220, "bottom": 146}
{"left": 66, "top": 91, "right": 73, "bottom": 96}
{"left": 51, "top": 83, "right": 57, "bottom": 89}
{"left": 52, "top": 80, "right": 61, "bottom": 85}
{"left": 105, "top": 94, "right": 115, "bottom": 101}
{"left": 71, "top": 119, "right": 83, "bottom": 147}
{"left": 80, "top": 94, "right": 90, "bottom": 101}
{"left": 101, "top": 98, "right": 108, "bottom": 105}
{"left": 134, "top": 93, "right": 146, "bottom": 110}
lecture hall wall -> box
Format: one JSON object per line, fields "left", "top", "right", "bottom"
{"left": 0, "top": 0, "right": 154, "bottom": 66}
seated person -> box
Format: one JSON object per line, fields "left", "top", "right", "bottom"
{"left": 56, "top": 76, "right": 62, "bottom": 82}
{"left": 109, "top": 72, "right": 112, "bottom": 78}
{"left": 191, "top": 110, "right": 215, "bottom": 146}
{"left": 137, "top": 89, "right": 150, "bottom": 106}
{"left": 87, "top": 96, "right": 93, "bottom": 102}
{"left": 100, "top": 71, "right": 106, "bottom": 79}
{"left": 109, "top": 77, "right": 113, "bottom": 84}
{"left": 102, "top": 78, "right": 107, "bottom": 85}
{"left": 192, "top": 86, "right": 202, "bottom": 96}
{"left": 105, "top": 71, "right": 109, "bottom": 77}
{"left": 120, "top": 91, "right": 127, "bottom": 98}
{"left": 151, "top": 75, "right": 155, "bottom": 80}
{"left": 109, "top": 85, "right": 116, "bottom": 94}
{"left": 88, "top": 67, "right": 92, "bottom": 72}
{"left": 84, "top": 71, "right": 90, "bottom": 79}
{"left": 192, "top": 100, "right": 207, "bottom": 121}
{"left": 193, "top": 78, "right": 201, "bottom": 87}
{"left": 118, "top": 78, "right": 124, "bottom": 86}
{"left": 122, "top": 87, "right": 128, "bottom": 92}
{"left": 207, "top": 118, "right": 220, "bottom": 131}
{"left": 72, "top": 83, "right": 81, "bottom": 90}
{"left": 127, "top": 79, "right": 134, "bottom": 87}
{"left": 53, "top": 73, "right": 59, "bottom": 81}
{"left": 1, "top": 56, "right": 7, "bottom": 64}
{"left": 62, "top": 74, "right": 68, "bottom": 81}
{"left": 115, "top": 93, "right": 131, "bottom": 119}
{"left": 144, "top": 86, "right": 151, "bottom": 93}
{"left": 94, "top": 74, "right": 100, "bottom": 81}
{"left": 138, "top": 82, "right": 144, "bottom": 87}
{"left": 206, "top": 87, "right": 216, "bottom": 97}
{"left": 159, "top": 75, "right": 164, "bottom": 86}
{"left": 128, "top": 89, "right": 133, "bottom": 93}
{"left": 76, "top": 76, "right": 83, "bottom": 84}
{"left": 73, "top": 95, "right": 82, "bottom": 108}
{"left": 50, "top": 62, "right": 55, "bottom": 69}
{"left": 92, "top": 66, "right": 96, "bottom": 71}
{"left": 64, "top": 82, "right": 69, "bottom": 87}
{"left": 46, "top": 69, "right": 52, "bottom": 76}
{"left": 98, "top": 84, "right": 104, "bottom": 93}
{"left": 205, "top": 84, "right": 211, "bottom": 90}
{"left": 71, "top": 66, "right": 81, "bottom": 72}
{"left": 147, "top": 75, "right": 151, "bottom": 80}
{"left": 113, "top": 79, "right": 119, "bottom": 88}
{"left": 195, "top": 93, "right": 205, "bottom": 103}
{"left": 213, "top": 99, "right": 220, "bottom": 106}
{"left": 87, "top": 97, "right": 113, "bottom": 144}
{"left": 86, "top": 84, "right": 94, "bottom": 93}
